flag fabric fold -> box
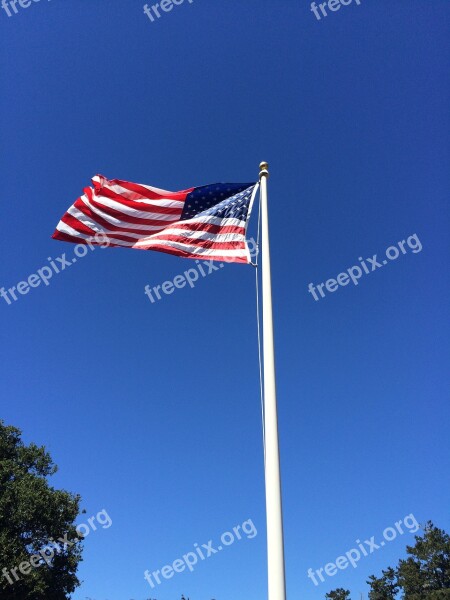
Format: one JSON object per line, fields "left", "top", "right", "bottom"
{"left": 52, "top": 175, "right": 259, "bottom": 264}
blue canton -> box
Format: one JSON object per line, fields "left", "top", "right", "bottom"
{"left": 181, "top": 183, "right": 255, "bottom": 221}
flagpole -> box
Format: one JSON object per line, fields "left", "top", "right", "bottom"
{"left": 259, "top": 161, "right": 287, "bottom": 600}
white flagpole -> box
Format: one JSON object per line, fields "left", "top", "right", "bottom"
{"left": 259, "top": 161, "right": 287, "bottom": 600}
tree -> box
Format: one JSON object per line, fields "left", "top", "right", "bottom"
{"left": 367, "top": 567, "right": 399, "bottom": 599}
{"left": 326, "top": 588, "right": 351, "bottom": 599}
{"left": 0, "top": 420, "right": 84, "bottom": 599}
{"left": 368, "top": 522, "right": 450, "bottom": 599}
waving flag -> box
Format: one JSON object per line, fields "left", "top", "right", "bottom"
{"left": 52, "top": 175, "right": 258, "bottom": 264}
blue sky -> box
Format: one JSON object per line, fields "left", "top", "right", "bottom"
{"left": 1, "top": 1, "right": 449, "bottom": 599}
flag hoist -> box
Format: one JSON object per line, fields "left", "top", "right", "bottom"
{"left": 259, "top": 161, "right": 287, "bottom": 600}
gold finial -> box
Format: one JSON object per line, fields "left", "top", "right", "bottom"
{"left": 259, "top": 161, "right": 269, "bottom": 179}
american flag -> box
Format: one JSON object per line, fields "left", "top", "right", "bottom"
{"left": 52, "top": 175, "right": 259, "bottom": 264}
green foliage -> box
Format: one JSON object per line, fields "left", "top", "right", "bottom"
{"left": 367, "top": 567, "right": 399, "bottom": 599}
{"left": 368, "top": 522, "right": 450, "bottom": 600}
{"left": 0, "top": 420, "right": 83, "bottom": 599}
{"left": 326, "top": 588, "right": 351, "bottom": 599}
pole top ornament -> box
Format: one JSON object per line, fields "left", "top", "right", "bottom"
{"left": 259, "top": 161, "right": 269, "bottom": 179}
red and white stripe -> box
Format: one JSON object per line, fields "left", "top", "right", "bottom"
{"left": 52, "top": 175, "right": 256, "bottom": 264}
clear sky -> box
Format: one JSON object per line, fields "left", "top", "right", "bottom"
{"left": 1, "top": 1, "right": 449, "bottom": 599}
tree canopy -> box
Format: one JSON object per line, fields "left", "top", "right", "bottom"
{"left": 326, "top": 588, "right": 351, "bottom": 599}
{"left": 326, "top": 521, "right": 450, "bottom": 599}
{"left": 368, "top": 522, "right": 450, "bottom": 599}
{"left": 0, "top": 420, "right": 83, "bottom": 599}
